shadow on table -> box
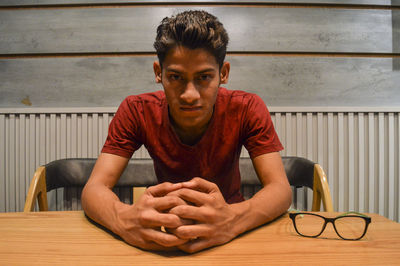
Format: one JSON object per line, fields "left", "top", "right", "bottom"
{"left": 84, "top": 211, "right": 296, "bottom": 257}
{"left": 84, "top": 213, "right": 190, "bottom": 256}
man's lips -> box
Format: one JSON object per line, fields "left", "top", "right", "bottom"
{"left": 180, "top": 106, "right": 202, "bottom": 111}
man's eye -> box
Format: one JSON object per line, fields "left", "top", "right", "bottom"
{"left": 198, "top": 75, "right": 211, "bottom": 81}
{"left": 169, "top": 74, "right": 181, "bottom": 81}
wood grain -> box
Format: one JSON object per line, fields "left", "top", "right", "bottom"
{"left": 0, "top": 0, "right": 397, "bottom": 7}
{"left": 1, "top": 56, "right": 399, "bottom": 108}
{"left": 0, "top": 211, "right": 399, "bottom": 265}
{"left": 0, "top": 7, "right": 393, "bottom": 54}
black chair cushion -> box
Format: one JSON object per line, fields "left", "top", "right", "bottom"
{"left": 45, "top": 158, "right": 157, "bottom": 191}
{"left": 45, "top": 156, "right": 315, "bottom": 192}
{"left": 238, "top": 156, "right": 315, "bottom": 189}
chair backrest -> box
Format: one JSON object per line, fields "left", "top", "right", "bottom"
{"left": 238, "top": 156, "right": 314, "bottom": 189}
{"left": 44, "top": 158, "right": 157, "bottom": 192}
{"left": 24, "top": 158, "right": 159, "bottom": 212}
{"left": 25, "top": 156, "right": 332, "bottom": 211}
{"left": 239, "top": 156, "right": 333, "bottom": 211}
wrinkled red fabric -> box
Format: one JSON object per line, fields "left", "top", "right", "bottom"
{"left": 102, "top": 87, "right": 283, "bottom": 203}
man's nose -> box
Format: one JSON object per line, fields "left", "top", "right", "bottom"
{"left": 180, "top": 81, "right": 200, "bottom": 104}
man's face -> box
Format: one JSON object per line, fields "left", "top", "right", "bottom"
{"left": 154, "top": 46, "right": 230, "bottom": 132}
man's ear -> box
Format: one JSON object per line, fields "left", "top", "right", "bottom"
{"left": 220, "top": 61, "right": 230, "bottom": 84}
{"left": 153, "top": 61, "right": 162, "bottom": 83}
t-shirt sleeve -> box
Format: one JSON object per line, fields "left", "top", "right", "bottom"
{"left": 101, "top": 97, "right": 143, "bottom": 158}
{"left": 242, "top": 94, "right": 283, "bottom": 159}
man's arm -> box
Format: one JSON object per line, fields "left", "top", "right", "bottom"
{"left": 167, "top": 152, "right": 292, "bottom": 253}
{"left": 81, "top": 152, "right": 188, "bottom": 250}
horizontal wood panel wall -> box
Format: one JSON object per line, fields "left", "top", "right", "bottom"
{"left": 1, "top": 56, "right": 399, "bottom": 107}
{"left": 0, "top": 110, "right": 399, "bottom": 222}
{"left": 0, "top": 1, "right": 399, "bottom": 221}
{"left": 1, "top": 1, "right": 397, "bottom": 6}
{"left": 0, "top": 7, "right": 394, "bottom": 54}
{"left": 0, "top": 3, "right": 399, "bottom": 107}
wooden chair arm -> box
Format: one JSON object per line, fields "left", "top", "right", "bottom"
{"left": 312, "top": 164, "right": 334, "bottom": 212}
{"left": 24, "top": 166, "right": 48, "bottom": 212}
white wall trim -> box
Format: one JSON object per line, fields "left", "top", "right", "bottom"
{"left": 0, "top": 107, "right": 118, "bottom": 114}
{"left": 1, "top": 106, "right": 400, "bottom": 114}
{"left": 269, "top": 106, "right": 400, "bottom": 113}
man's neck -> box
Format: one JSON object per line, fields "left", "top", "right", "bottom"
{"left": 171, "top": 121, "right": 209, "bottom": 146}
{"left": 168, "top": 104, "right": 215, "bottom": 146}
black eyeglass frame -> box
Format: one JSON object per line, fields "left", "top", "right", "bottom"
{"left": 289, "top": 212, "right": 372, "bottom": 241}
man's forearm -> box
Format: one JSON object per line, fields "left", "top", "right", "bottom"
{"left": 230, "top": 181, "right": 292, "bottom": 237}
{"left": 81, "top": 183, "right": 126, "bottom": 235}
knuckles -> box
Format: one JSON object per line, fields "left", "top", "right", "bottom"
{"left": 156, "top": 235, "right": 184, "bottom": 247}
{"left": 190, "top": 177, "right": 218, "bottom": 189}
{"left": 173, "top": 227, "right": 196, "bottom": 239}
{"left": 165, "top": 195, "right": 187, "bottom": 206}
{"left": 121, "top": 179, "right": 228, "bottom": 252}
{"left": 137, "top": 210, "right": 154, "bottom": 225}
{"left": 201, "top": 208, "right": 217, "bottom": 221}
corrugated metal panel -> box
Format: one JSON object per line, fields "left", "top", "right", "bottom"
{"left": 0, "top": 110, "right": 399, "bottom": 222}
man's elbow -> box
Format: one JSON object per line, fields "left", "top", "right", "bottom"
{"left": 281, "top": 182, "right": 293, "bottom": 211}
{"left": 81, "top": 182, "right": 91, "bottom": 211}
{"left": 81, "top": 181, "right": 100, "bottom": 212}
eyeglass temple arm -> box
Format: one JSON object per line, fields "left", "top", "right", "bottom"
{"left": 337, "top": 211, "right": 371, "bottom": 218}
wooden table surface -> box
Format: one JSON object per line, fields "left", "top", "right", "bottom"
{"left": 0, "top": 211, "right": 399, "bottom": 265}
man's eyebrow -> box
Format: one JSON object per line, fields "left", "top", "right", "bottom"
{"left": 165, "top": 67, "right": 216, "bottom": 74}
{"left": 197, "top": 68, "right": 216, "bottom": 74}
{"left": 165, "top": 67, "right": 181, "bottom": 73}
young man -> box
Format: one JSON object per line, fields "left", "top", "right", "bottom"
{"left": 81, "top": 10, "right": 292, "bottom": 253}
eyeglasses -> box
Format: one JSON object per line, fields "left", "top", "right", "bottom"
{"left": 289, "top": 212, "right": 371, "bottom": 240}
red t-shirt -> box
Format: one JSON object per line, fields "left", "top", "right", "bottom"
{"left": 102, "top": 87, "right": 283, "bottom": 203}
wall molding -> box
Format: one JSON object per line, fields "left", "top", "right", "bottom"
{"left": 2, "top": 106, "right": 400, "bottom": 114}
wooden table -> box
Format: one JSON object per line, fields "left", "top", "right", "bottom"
{"left": 0, "top": 211, "right": 399, "bottom": 265}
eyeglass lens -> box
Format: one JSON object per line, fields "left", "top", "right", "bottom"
{"left": 294, "top": 214, "right": 325, "bottom": 237}
{"left": 334, "top": 216, "right": 366, "bottom": 240}
{"left": 294, "top": 214, "right": 367, "bottom": 240}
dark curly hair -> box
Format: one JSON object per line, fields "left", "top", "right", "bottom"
{"left": 153, "top": 10, "right": 229, "bottom": 68}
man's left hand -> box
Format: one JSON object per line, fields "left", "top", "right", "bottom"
{"left": 167, "top": 177, "right": 241, "bottom": 253}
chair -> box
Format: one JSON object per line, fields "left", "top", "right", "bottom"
{"left": 239, "top": 156, "right": 333, "bottom": 212}
{"left": 24, "top": 156, "right": 333, "bottom": 212}
{"left": 23, "top": 158, "right": 158, "bottom": 212}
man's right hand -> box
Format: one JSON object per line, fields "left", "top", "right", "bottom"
{"left": 82, "top": 153, "right": 189, "bottom": 251}
{"left": 113, "top": 182, "right": 190, "bottom": 250}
